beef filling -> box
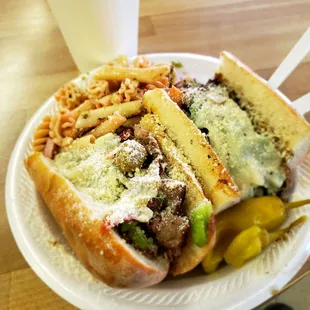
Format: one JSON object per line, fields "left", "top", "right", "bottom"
{"left": 158, "top": 179, "right": 186, "bottom": 215}
{"left": 148, "top": 212, "right": 189, "bottom": 261}
{"left": 119, "top": 128, "right": 134, "bottom": 141}
{"left": 116, "top": 125, "right": 190, "bottom": 261}
{"left": 147, "top": 177, "right": 188, "bottom": 261}
{"left": 133, "top": 125, "right": 162, "bottom": 157}
{"left": 118, "top": 175, "right": 189, "bottom": 261}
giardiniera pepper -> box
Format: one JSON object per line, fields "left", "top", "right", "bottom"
{"left": 202, "top": 197, "right": 310, "bottom": 273}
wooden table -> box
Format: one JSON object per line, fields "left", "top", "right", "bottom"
{"left": 0, "top": 0, "right": 309, "bottom": 309}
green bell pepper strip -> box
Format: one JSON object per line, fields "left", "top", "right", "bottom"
{"left": 120, "top": 221, "right": 154, "bottom": 250}
{"left": 190, "top": 202, "right": 213, "bottom": 247}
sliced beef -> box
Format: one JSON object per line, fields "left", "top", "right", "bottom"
{"left": 148, "top": 211, "right": 189, "bottom": 260}
{"left": 147, "top": 197, "right": 164, "bottom": 212}
{"left": 279, "top": 163, "right": 295, "bottom": 201}
{"left": 159, "top": 179, "right": 186, "bottom": 215}
{"left": 147, "top": 179, "right": 186, "bottom": 214}
{"left": 141, "top": 245, "right": 159, "bottom": 258}
{"left": 119, "top": 128, "right": 134, "bottom": 141}
{"left": 132, "top": 125, "right": 189, "bottom": 260}
{"left": 133, "top": 125, "right": 161, "bottom": 156}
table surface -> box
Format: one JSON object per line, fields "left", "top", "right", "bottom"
{"left": 0, "top": 0, "right": 309, "bottom": 309}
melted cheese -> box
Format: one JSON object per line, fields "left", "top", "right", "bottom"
{"left": 186, "top": 85, "right": 286, "bottom": 198}
{"left": 53, "top": 133, "right": 161, "bottom": 225}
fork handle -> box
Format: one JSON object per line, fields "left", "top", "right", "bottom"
{"left": 268, "top": 27, "right": 310, "bottom": 90}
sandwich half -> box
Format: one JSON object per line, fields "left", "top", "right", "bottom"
{"left": 26, "top": 115, "right": 215, "bottom": 287}
{"left": 143, "top": 52, "right": 310, "bottom": 210}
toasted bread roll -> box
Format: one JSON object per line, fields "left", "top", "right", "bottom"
{"left": 25, "top": 152, "right": 169, "bottom": 288}
{"left": 143, "top": 89, "right": 241, "bottom": 214}
{"left": 140, "top": 114, "right": 216, "bottom": 275}
{"left": 217, "top": 51, "right": 310, "bottom": 169}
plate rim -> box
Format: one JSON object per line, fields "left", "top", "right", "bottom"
{"left": 5, "top": 52, "right": 309, "bottom": 310}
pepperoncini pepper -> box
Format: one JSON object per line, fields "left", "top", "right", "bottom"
{"left": 202, "top": 197, "right": 310, "bottom": 273}
{"left": 224, "top": 216, "right": 307, "bottom": 268}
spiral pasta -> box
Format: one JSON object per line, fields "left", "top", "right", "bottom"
{"left": 92, "top": 95, "right": 113, "bottom": 108}
{"left": 111, "top": 78, "right": 140, "bottom": 105}
{"left": 168, "top": 86, "right": 183, "bottom": 106}
{"left": 145, "top": 77, "right": 169, "bottom": 90}
{"left": 49, "top": 113, "right": 73, "bottom": 148}
{"left": 49, "top": 113, "right": 62, "bottom": 146}
{"left": 33, "top": 55, "right": 180, "bottom": 159}
{"left": 55, "top": 82, "right": 87, "bottom": 110}
{"left": 60, "top": 110, "right": 80, "bottom": 138}
{"left": 32, "top": 116, "right": 51, "bottom": 152}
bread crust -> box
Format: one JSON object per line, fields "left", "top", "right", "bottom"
{"left": 218, "top": 51, "right": 310, "bottom": 168}
{"left": 25, "top": 152, "right": 169, "bottom": 288}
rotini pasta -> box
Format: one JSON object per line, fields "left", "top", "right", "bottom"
{"left": 111, "top": 78, "right": 140, "bottom": 104}
{"left": 60, "top": 110, "right": 79, "bottom": 138}
{"left": 145, "top": 77, "right": 169, "bottom": 90}
{"left": 49, "top": 113, "right": 63, "bottom": 146}
{"left": 49, "top": 113, "right": 74, "bottom": 148}
{"left": 32, "top": 116, "right": 51, "bottom": 152}
{"left": 55, "top": 82, "right": 87, "bottom": 110}
{"left": 33, "top": 55, "right": 182, "bottom": 158}
{"left": 168, "top": 86, "right": 184, "bottom": 106}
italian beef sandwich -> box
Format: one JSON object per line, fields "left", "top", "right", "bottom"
{"left": 26, "top": 117, "right": 215, "bottom": 288}
{"left": 143, "top": 52, "right": 310, "bottom": 214}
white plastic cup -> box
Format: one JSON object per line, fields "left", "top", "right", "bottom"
{"left": 48, "top": 0, "right": 140, "bottom": 72}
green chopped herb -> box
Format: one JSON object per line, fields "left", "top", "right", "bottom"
{"left": 172, "top": 60, "right": 183, "bottom": 68}
{"left": 190, "top": 81, "right": 200, "bottom": 87}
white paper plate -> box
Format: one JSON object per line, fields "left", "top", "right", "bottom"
{"left": 5, "top": 53, "right": 310, "bottom": 310}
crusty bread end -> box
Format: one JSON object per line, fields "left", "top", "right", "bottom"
{"left": 25, "top": 152, "right": 169, "bottom": 288}
{"left": 218, "top": 51, "right": 310, "bottom": 169}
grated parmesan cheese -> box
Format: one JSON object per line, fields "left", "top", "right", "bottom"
{"left": 185, "top": 84, "right": 286, "bottom": 198}
{"left": 53, "top": 133, "right": 161, "bottom": 226}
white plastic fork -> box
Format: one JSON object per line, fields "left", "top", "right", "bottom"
{"left": 268, "top": 27, "right": 310, "bottom": 121}
{"left": 268, "top": 27, "right": 310, "bottom": 90}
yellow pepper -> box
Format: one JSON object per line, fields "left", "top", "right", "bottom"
{"left": 202, "top": 236, "right": 233, "bottom": 273}
{"left": 224, "top": 216, "right": 307, "bottom": 268}
{"left": 202, "top": 197, "right": 310, "bottom": 273}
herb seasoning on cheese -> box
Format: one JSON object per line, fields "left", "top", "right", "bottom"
{"left": 184, "top": 84, "right": 286, "bottom": 198}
